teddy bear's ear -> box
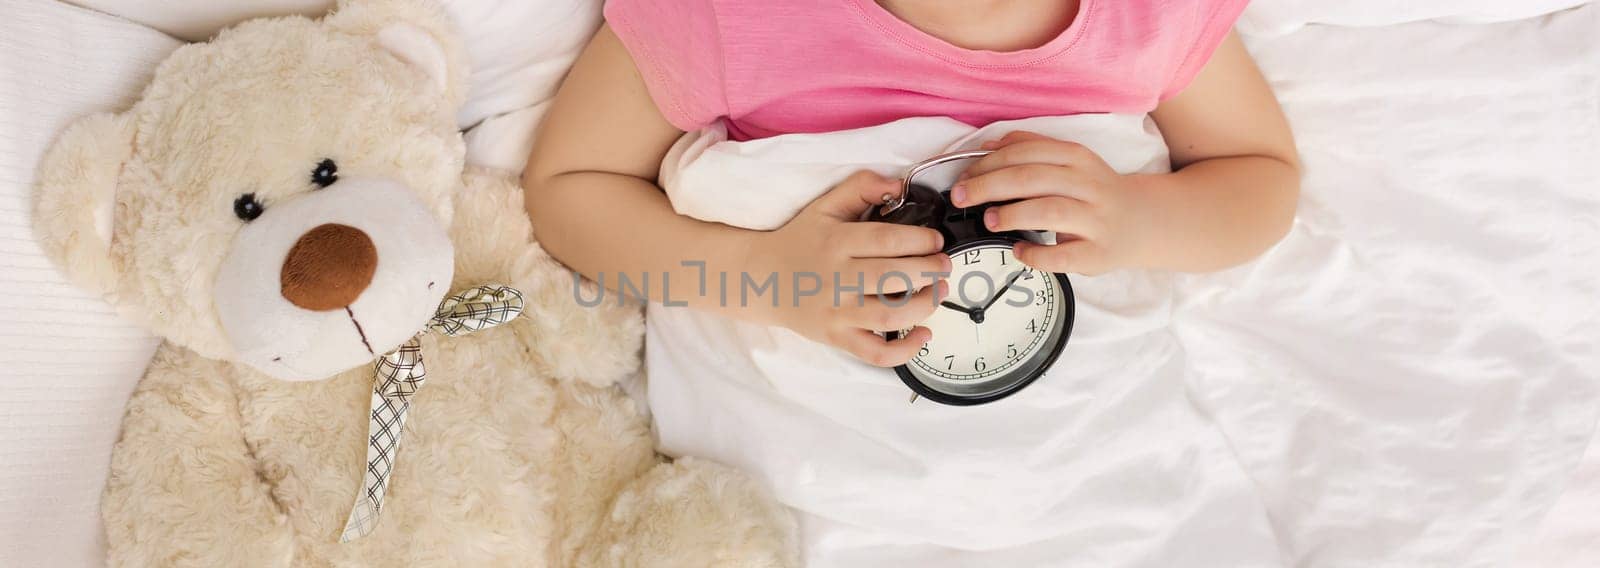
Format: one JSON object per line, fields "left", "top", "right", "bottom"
{"left": 32, "top": 112, "right": 136, "bottom": 298}
{"left": 327, "top": 0, "right": 468, "bottom": 104}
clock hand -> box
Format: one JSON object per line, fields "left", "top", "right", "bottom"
{"left": 981, "top": 270, "right": 1027, "bottom": 312}
{"left": 939, "top": 300, "right": 976, "bottom": 314}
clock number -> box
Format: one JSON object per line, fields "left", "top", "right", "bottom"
{"left": 974, "top": 357, "right": 987, "bottom": 372}
{"left": 944, "top": 355, "right": 955, "bottom": 370}
{"left": 1026, "top": 319, "right": 1037, "bottom": 334}
{"left": 961, "top": 250, "right": 981, "bottom": 266}
{"left": 1022, "top": 267, "right": 1034, "bottom": 279}
{"left": 998, "top": 249, "right": 1009, "bottom": 265}
{"left": 1006, "top": 344, "right": 1018, "bottom": 359}
{"left": 919, "top": 343, "right": 929, "bottom": 357}
{"left": 1035, "top": 292, "right": 1046, "bottom": 306}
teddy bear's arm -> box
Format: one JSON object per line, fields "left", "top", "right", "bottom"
{"left": 102, "top": 343, "right": 295, "bottom": 567}
{"left": 453, "top": 170, "right": 647, "bottom": 389}
{"left": 545, "top": 382, "right": 799, "bottom": 567}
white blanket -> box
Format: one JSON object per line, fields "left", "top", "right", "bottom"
{"left": 653, "top": 116, "right": 1282, "bottom": 566}
{"left": 648, "top": 6, "right": 1600, "bottom": 565}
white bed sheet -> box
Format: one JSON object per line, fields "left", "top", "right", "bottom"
{"left": 1192, "top": 6, "right": 1599, "bottom": 565}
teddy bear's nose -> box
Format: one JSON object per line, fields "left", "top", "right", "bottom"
{"left": 280, "top": 223, "right": 378, "bottom": 311}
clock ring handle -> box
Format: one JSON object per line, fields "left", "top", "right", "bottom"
{"left": 879, "top": 149, "right": 993, "bottom": 216}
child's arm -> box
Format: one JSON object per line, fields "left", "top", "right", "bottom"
{"left": 953, "top": 32, "right": 1300, "bottom": 274}
{"left": 524, "top": 26, "right": 949, "bottom": 366}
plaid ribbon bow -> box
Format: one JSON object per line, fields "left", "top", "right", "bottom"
{"left": 339, "top": 284, "right": 525, "bottom": 543}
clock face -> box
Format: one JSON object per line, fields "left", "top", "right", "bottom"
{"left": 895, "top": 240, "right": 1073, "bottom": 404}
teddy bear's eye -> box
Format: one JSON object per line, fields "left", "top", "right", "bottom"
{"left": 233, "top": 193, "right": 265, "bottom": 221}
{"left": 311, "top": 159, "right": 339, "bottom": 188}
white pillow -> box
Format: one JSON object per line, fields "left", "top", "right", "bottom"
{"left": 67, "top": 0, "right": 602, "bottom": 133}
{"left": 63, "top": 0, "right": 333, "bottom": 40}
{"left": 1239, "top": 0, "right": 1594, "bottom": 35}
{"left": 440, "top": 0, "right": 600, "bottom": 131}
{"left": 0, "top": 2, "right": 178, "bottom": 566}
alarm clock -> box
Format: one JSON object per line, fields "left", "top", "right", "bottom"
{"left": 865, "top": 150, "right": 1076, "bottom": 406}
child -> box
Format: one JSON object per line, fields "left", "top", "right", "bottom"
{"left": 526, "top": 0, "right": 1297, "bottom": 563}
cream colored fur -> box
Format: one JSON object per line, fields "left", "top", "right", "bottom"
{"left": 32, "top": 1, "right": 796, "bottom": 565}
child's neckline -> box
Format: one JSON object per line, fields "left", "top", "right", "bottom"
{"left": 848, "top": 0, "right": 1095, "bottom": 68}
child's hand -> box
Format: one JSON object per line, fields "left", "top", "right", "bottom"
{"left": 952, "top": 131, "right": 1155, "bottom": 275}
{"left": 748, "top": 171, "right": 951, "bottom": 367}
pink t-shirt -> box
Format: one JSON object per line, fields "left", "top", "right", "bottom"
{"left": 605, "top": 0, "right": 1250, "bottom": 140}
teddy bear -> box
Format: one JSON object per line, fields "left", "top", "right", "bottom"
{"left": 30, "top": 1, "right": 796, "bottom": 565}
